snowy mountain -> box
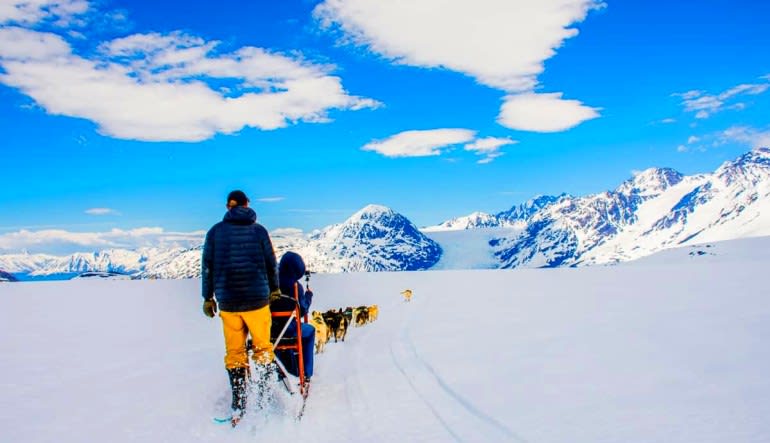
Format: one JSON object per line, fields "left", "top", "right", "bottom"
{"left": 492, "top": 148, "right": 770, "bottom": 267}
{"left": 0, "top": 253, "right": 60, "bottom": 274}
{"left": 1, "top": 148, "right": 768, "bottom": 277}
{"left": 135, "top": 246, "right": 203, "bottom": 279}
{"left": 0, "top": 248, "right": 178, "bottom": 280}
{"left": 422, "top": 195, "right": 563, "bottom": 232}
{"left": 497, "top": 194, "right": 563, "bottom": 224}
{"left": 297, "top": 205, "right": 442, "bottom": 272}
{"left": 422, "top": 211, "right": 501, "bottom": 231}
{"left": 0, "top": 205, "right": 442, "bottom": 278}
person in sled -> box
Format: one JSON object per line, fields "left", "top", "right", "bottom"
{"left": 201, "top": 190, "right": 280, "bottom": 424}
{"left": 274, "top": 251, "right": 316, "bottom": 383}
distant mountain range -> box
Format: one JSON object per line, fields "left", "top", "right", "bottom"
{"left": 2, "top": 148, "right": 769, "bottom": 280}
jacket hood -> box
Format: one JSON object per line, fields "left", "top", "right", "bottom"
{"left": 279, "top": 251, "right": 306, "bottom": 292}
{"left": 223, "top": 206, "right": 257, "bottom": 225}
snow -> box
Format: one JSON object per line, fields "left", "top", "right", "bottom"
{"left": 424, "top": 227, "right": 521, "bottom": 269}
{"left": 2, "top": 237, "right": 769, "bottom": 442}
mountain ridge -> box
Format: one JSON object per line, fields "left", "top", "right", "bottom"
{"left": 2, "top": 147, "right": 769, "bottom": 278}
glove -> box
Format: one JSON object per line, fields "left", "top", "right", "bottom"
{"left": 203, "top": 298, "right": 217, "bottom": 318}
{"left": 269, "top": 289, "right": 282, "bottom": 303}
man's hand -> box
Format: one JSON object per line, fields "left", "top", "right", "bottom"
{"left": 203, "top": 298, "right": 217, "bottom": 318}
{"left": 269, "top": 288, "right": 282, "bottom": 303}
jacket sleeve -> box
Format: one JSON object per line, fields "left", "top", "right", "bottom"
{"left": 260, "top": 227, "right": 279, "bottom": 293}
{"left": 201, "top": 228, "right": 215, "bottom": 300}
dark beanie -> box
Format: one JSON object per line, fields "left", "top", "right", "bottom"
{"left": 227, "top": 190, "right": 249, "bottom": 207}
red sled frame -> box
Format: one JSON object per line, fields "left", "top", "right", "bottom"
{"left": 270, "top": 282, "right": 309, "bottom": 398}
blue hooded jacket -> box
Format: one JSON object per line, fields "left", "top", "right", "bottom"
{"left": 201, "top": 206, "right": 278, "bottom": 312}
{"left": 278, "top": 251, "right": 312, "bottom": 317}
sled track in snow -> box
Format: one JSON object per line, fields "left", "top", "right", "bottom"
{"left": 345, "top": 321, "right": 388, "bottom": 443}
{"left": 399, "top": 333, "right": 528, "bottom": 443}
{"left": 389, "top": 342, "right": 465, "bottom": 442}
{"left": 392, "top": 296, "right": 529, "bottom": 443}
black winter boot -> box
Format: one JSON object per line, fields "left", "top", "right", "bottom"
{"left": 227, "top": 367, "right": 249, "bottom": 416}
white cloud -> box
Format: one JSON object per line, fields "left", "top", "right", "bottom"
{"left": 719, "top": 83, "right": 769, "bottom": 100}
{"left": 465, "top": 137, "right": 517, "bottom": 153}
{"left": 85, "top": 208, "right": 119, "bottom": 216}
{"left": 0, "top": 18, "right": 379, "bottom": 142}
{"left": 0, "top": 26, "right": 70, "bottom": 58}
{"left": 498, "top": 92, "right": 599, "bottom": 132}
{"left": 0, "top": 0, "right": 89, "bottom": 27}
{"left": 675, "top": 79, "right": 769, "bottom": 119}
{"left": 659, "top": 118, "right": 676, "bottom": 124}
{"left": 687, "top": 135, "right": 700, "bottom": 144}
{"left": 675, "top": 90, "right": 703, "bottom": 100}
{"left": 476, "top": 152, "right": 504, "bottom": 164}
{"left": 464, "top": 136, "right": 517, "bottom": 163}
{"left": 719, "top": 126, "right": 770, "bottom": 149}
{"left": 677, "top": 145, "right": 688, "bottom": 153}
{"left": 362, "top": 128, "right": 476, "bottom": 157}
{"left": 315, "top": 0, "right": 602, "bottom": 132}
{"left": 0, "top": 227, "right": 205, "bottom": 253}
{"left": 256, "top": 197, "right": 285, "bottom": 203}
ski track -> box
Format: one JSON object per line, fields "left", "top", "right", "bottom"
{"left": 302, "top": 291, "right": 465, "bottom": 442}
{"left": 298, "top": 289, "right": 530, "bottom": 442}
{"left": 291, "top": 307, "right": 385, "bottom": 443}
{"left": 401, "top": 330, "right": 527, "bottom": 442}
{"left": 394, "top": 294, "right": 528, "bottom": 443}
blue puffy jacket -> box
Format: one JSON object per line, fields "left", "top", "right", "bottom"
{"left": 201, "top": 206, "right": 278, "bottom": 312}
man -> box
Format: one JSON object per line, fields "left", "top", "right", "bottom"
{"left": 201, "top": 190, "right": 280, "bottom": 425}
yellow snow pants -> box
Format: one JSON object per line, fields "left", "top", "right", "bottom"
{"left": 220, "top": 306, "right": 274, "bottom": 369}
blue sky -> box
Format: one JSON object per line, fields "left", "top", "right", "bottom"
{"left": 0, "top": 0, "right": 769, "bottom": 254}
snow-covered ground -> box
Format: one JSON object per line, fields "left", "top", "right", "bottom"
{"left": 1, "top": 237, "right": 769, "bottom": 442}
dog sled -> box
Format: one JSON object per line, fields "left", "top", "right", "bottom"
{"left": 239, "top": 279, "right": 310, "bottom": 422}
{"left": 268, "top": 280, "right": 311, "bottom": 418}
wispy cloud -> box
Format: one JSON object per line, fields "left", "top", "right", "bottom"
{"left": 0, "top": 2, "right": 379, "bottom": 142}
{"left": 464, "top": 137, "right": 518, "bottom": 164}
{"left": 85, "top": 208, "right": 120, "bottom": 216}
{"left": 362, "top": 129, "right": 476, "bottom": 157}
{"left": 674, "top": 78, "right": 770, "bottom": 119}
{"left": 718, "top": 126, "right": 770, "bottom": 149}
{"left": 659, "top": 118, "right": 676, "bottom": 124}
{"left": 315, "top": 0, "right": 602, "bottom": 132}
{"left": 0, "top": 227, "right": 204, "bottom": 254}
{"left": 676, "top": 126, "right": 770, "bottom": 153}
{"left": 256, "top": 197, "right": 285, "bottom": 203}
